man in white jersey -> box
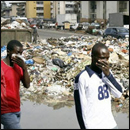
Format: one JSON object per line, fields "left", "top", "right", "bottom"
{"left": 74, "top": 42, "right": 124, "bottom": 129}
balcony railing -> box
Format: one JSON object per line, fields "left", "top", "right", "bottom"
{"left": 36, "top": 4, "right": 43, "bottom": 7}
{"left": 36, "top": 10, "right": 44, "bottom": 13}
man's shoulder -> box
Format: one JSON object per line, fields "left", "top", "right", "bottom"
{"left": 75, "top": 69, "right": 89, "bottom": 83}
{"left": 1, "top": 60, "right": 5, "bottom": 67}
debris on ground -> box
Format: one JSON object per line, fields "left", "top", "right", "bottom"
{"left": 1, "top": 19, "right": 129, "bottom": 111}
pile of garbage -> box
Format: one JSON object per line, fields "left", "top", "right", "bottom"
{"left": 1, "top": 17, "right": 32, "bottom": 29}
{"left": 84, "top": 26, "right": 104, "bottom": 35}
{"left": 1, "top": 35, "right": 129, "bottom": 110}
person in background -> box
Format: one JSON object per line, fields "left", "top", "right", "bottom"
{"left": 101, "top": 21, "right": 104, "bottom": 29}
{"left": 55, "top": 22, "right": 58, "bottom": 30}
{"left": 1, "top": 40, "right": 30, "bottom": 129}
{"left": 32, "top": 25, "right": 39, "bottom": 44}
{"left": 74, "top": 42, "right": 125, "bottom": 129}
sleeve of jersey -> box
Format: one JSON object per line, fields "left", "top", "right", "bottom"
{"left": 74, "top": 74, "right": 88, "bottom": 129}
{"left": 102, "top": 72, "right": 124, "bottom": 98}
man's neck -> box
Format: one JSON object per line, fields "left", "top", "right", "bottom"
{"left": 3, "top": 56, "right": 13, "bottom": 67}
{"left": 90, "top": 64, "right": 102, "bottom": 74}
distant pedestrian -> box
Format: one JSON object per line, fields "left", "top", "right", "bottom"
{"left": 1, "top": 40, "right": 30, "bottom": 129}
{"left": 101, "top": 21, "right": 104, "bottom": 29}
{"left": 55, "top": 22, "right": 58, "bottom": 30}
{"left": 32, "top": 26, "right": 39, "bottom": 44}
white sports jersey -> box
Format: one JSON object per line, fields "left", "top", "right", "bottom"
{"left": 74, "top": 65, "right": 123, "bottom": 129}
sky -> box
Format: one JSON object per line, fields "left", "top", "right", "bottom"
{"left": 5, "top": 1, "right": 19, "bottom": 6}
{"left": 5, "top": 1, "right": 11, "bottom": 6}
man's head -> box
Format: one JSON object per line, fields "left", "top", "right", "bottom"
{"left": 7, "top": 40, "right": 23, "bottom": 58}
{"left": 91, "top": 42, "right": 110, "bottom": 69}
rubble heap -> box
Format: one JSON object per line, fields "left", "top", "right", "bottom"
{"left": 1, "top": 31, "right": 129, "bottom": 111}
{"left": 1, "top": 17, "right": 32, "bottom": 29}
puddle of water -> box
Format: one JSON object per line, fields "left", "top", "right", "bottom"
{"left": 1, "top": 100, "right": 129, "bottom": 129}
{"left": 114, "top": 112, "right": 129, "bottom": 129}
{"left": 20, "top": 100, "right": 129, "bottom": 129}
{"left": 20, "top": 100, "right": 80, "bottom": 129}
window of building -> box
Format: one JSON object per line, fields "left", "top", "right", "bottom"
{"left": 119, "top": 1, "right": 127, "bottom": 12}
{"left": 66, "top": 10, "right": 74, "bottom": 14}
{"left": 37, "top": 1, "right": 43, "bottom": 4}
{"left": 37, "top": 13, "right": 43, "bottom": 16}
{"left": 37, "top": 7, "right": 43, "bottom": 10}
{"left": 90, "top": 1, "right": 97, "bottom": 12}
{"left": 90, "top": 13, "right": 96, "bottom": 21}
{"left": 66, "top": 4, "right": 73, "bottom": 8}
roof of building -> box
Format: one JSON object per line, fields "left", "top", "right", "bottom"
{"left": 9, "top": 1, "right": 26, "bottom": 4}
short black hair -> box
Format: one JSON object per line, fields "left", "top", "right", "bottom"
{"left": 91, "top": 42, "right": 108, "bottom": 56}
{"left": 7, "top": 40, "right": 23, "bottom": 51}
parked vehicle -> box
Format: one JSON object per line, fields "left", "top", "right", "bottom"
{"left": 30, "top": 22, "right": 37, "bottom": 28}
{"left": 10, "top": 16, "right": 17, "bottom": 22}
{"left": 90, "top": 22, "right": 100, "bottom": 29}
{"left": 15, "top": 17, "right": 29, "bottom": 25}
{"left": 109, "top": 13, "right": 129, "bottom": 29}
{"left": 56, "top": 14, "right": 77, "bottom": 29}
{"left": 71, "top": 23, "right": 83, "bottom": 30}
{"left": 81, "top": 22, "right": 90, "bottom": 30}
{"left": 103, "top": 27, "right": 129, "bottom": 39}
{"left": 36, "top": 19, "right": 43, "bottom": 29}
{"left": 2, "top": 16, "right": 10, "bottom": 20}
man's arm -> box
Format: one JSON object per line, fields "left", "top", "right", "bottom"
{"left": 102, "top": 72, "right": 124, "bottom": 98}
{"left": 97, "top": 59, "right": 124, "bottom": 98}
{"left": 106, "top": 73, "right": 122, "bottom": 92}
{"left": 21, "top": 66, "right": 30, "bottom": 88}
{"left": 74, "top": 74, "right": 88, "bottom": 129}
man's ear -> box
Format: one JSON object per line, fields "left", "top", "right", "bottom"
{"left": 7, "top": 49, "right": 10, "bottom": 55}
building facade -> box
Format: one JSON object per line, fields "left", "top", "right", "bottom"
{"left": 9, "top": 1, "right": 26, "bottom": 17}
{"left": 6, "top": 1, "right": 129, "bottom": 23}
{"left": 8, "top": 1, "right": 77, "bottom": 19}
{"left": 9, "top": 1, "right": 55, "bottom": 19}
{"left": 81, "top": 1, "right": 129, "bottom": 22}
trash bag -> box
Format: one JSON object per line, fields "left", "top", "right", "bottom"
{"left": 1, "top": 46, "right": 7, "bottom": 59}
{"left": 52, "top": 58, "right": 67, "bottom": 68}
{"left": 25, "top": 59, "right": 34, "bottom": 65}
{"left": 1, "top": 46, "right": 6, "bottom": 53}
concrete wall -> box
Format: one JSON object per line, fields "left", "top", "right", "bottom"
{"left": 65, "top": 14, "right": 77, "bottom": 24}
{"left": 26, "top": 1, "right": 36, "bottom": 18}
{"left": 81, "top": 1, "right": 90, "bottom": 19}
{"left": 44, "top": 1, "right": 51, "bottom": 19}
{"left": 96, "top": 1, "right": 103, "bottom": 19}
{"left": 59, "top": 1, "right": 65, "bottom": 14}
{"left": 52, "top": 1, "right": 58, "bottom": 19}
{"left": 127, "top": 1, "right": 129, "bottom": 14}
{"left": 10, "top": 4, "right": 17, "bottom": 16}
{"left": 106, "top": 1, "right": 119, "bottom": 19}
{"left": 80, "top": 1, "right": 129, "bottom": 21}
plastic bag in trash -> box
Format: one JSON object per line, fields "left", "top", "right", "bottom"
{"left": 25, "top": 59, "right": 34, "bottom": 65}
{"left": 67, "top": 52, "right": 72, "bottom": 56}
{"left": 52, "top": 58, "right": 68, "bottom": 68}
{"left": 1, "top": 46, "right": 6, "bottom": 53}
{"left": 1, "top": 46, "right": 7, "bottom": 59}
